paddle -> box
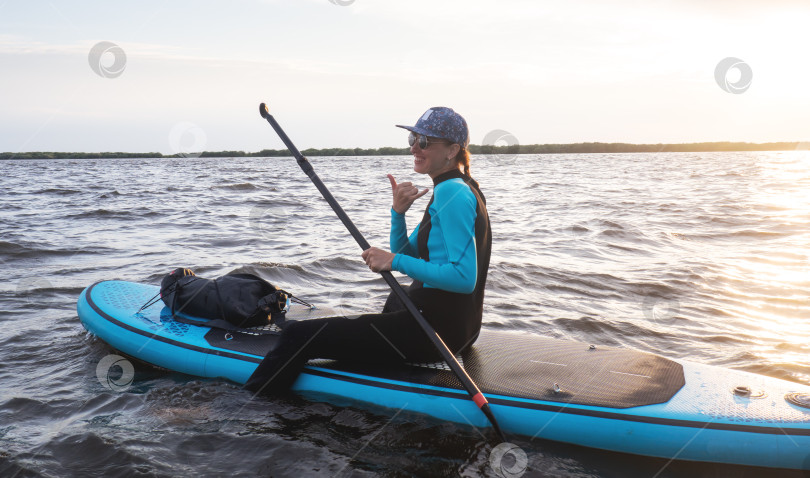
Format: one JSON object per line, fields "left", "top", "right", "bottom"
{"left": 258, "top": 102, "right": 507, "bottom": 442}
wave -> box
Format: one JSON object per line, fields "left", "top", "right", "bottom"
{"left": 215, "top": 182, "right": 259, "bottom": 191}
{"left": 38, "top": 188, "right": 82, "bottom": 195}
{"left": 65, "top": 208, "right": 161, "bottom": 220}
{"left": 0, "top": 241, "right": 105, "bottom": 260}
{"left": 97, "top": 190, "right": 122, "bottom": 199}
{"left": 686, "top": 229, "right": 791, "bottom": 241}
{"left": 0, "top": 240, "right": 26, "bottom": 254}
{"left": 67, "top": 209, "right": 130, "bottom": 219}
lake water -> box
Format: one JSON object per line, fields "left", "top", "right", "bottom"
{"left": 1, "top": 152, "right": 808, "bottom": 477}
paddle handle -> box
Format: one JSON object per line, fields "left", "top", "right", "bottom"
{"left": 258, "top": 103, "right": 506, "bottom": 442}
{"left": 261, "top": 105, "right": 371, "bottom": 250}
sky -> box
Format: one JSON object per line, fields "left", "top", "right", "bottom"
{"left": 1, "top": 0, "right": 809, "bottom": 154}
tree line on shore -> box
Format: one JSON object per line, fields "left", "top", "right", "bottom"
{"left": 2, "top": 142, "right": 807, "bottom": 160}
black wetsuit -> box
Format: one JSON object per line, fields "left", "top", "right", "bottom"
{"left": 244, "top": 170, "right": 490, "bottom": 393}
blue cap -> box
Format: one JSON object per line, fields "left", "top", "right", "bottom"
{"left": 396, "top": 107, "right": 469, "bottom": 148}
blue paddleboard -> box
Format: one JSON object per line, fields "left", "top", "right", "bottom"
{"left": 77, "top": 280, "right": 810, "bottom": 470}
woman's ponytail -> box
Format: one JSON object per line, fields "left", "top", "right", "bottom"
{"left": 455, "top": 148, "right": 471, "bottom": 177}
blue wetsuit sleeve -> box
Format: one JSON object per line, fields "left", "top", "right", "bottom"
{"left": 391, "top": 183, "right": 477, "bottom": 294}
{"left": 389, "top": 208, "right": 418, "bottom": 257}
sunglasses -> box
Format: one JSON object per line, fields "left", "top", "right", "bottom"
{"left": 408, "top": 132, "right": 451, "bottom": 149}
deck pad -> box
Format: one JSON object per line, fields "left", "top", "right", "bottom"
{"left": 312, "top": 332, "right": 685, "bottom": 409}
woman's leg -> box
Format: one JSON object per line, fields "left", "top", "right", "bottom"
{"left": 243, "top": 309, "right": 442, "bottom": 395}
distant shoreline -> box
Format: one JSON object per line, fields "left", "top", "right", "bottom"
{"left": 2, "top": 141, "right": 808, "bottom": 160}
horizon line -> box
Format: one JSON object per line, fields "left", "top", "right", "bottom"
{"left": 2, "top": 140, "right": 809, "bottom": 160}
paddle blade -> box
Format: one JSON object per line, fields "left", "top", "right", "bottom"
{"left": 481, "top": 403, "right": 507, "bottom": 442}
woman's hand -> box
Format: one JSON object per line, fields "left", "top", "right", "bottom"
{"left": 388, "top": 174, "right": 428, "bottom": 214}
{"left": 361, "top": 247, "right": 395, "bottom": 273}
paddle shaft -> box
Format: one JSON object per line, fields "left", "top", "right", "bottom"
{"left": 258, "top": 103, "right": 505, "bottom": 441}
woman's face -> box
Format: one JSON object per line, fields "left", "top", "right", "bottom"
{"left": 410, "top": 134, "right": 459, "bottom": 178}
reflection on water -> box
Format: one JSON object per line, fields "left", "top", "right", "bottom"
{"left": 723, "top": 153, "right": 810, "bottom": 382}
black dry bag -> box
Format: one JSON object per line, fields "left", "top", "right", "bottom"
{"left": 159, "top": 268, "right": 290, "bottom": 330}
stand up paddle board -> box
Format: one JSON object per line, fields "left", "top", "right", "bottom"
{"left": 77, "top": 280, "right": 810, "bottom": 470}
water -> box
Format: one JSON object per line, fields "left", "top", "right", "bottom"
{"left": 1, "top": 152, "right": 808, "bottom": 477}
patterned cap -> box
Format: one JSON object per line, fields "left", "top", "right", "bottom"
{"left": 396, "top": 107, "right": 469, "bottom": 148}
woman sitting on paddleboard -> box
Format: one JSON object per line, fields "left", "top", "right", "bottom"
{"left": 245, "top": 107, "right": 491, "bottom": 394}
